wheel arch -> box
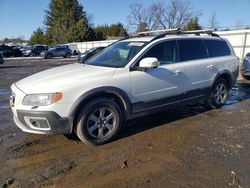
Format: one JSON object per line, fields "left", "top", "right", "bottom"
{"left": 69, "top": 87, "right": 132, "bottom": 124}
{"left": 213, "top": 70, "right": 233, "bottom": 89}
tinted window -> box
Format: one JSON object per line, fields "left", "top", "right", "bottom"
{"left": 204, "top": 40, "right": 231, "bottom": 57}
{"left": 142, "top": 40, "right": 178, "bottom": 65}
{"left": 178, "top": 39, "right": 208, "bottom": 62}
{"left": 56, "top": 48, "right": 63, "bottom": 51}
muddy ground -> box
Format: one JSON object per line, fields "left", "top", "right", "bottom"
{"left": 0, "top": 58, "right": 250, "bottom": 188}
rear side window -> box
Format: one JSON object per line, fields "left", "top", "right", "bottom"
{"left": 204, "top": 40, "right": 231, "bottom": 57}
{"left": 142, "top": 40, "right": 178, "bottom": 65}
{"left": 178, "top": 39, "right": 208, "bottom": 62}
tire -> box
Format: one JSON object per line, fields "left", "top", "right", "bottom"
{"left": 206, "top": 78, "right": 229, "bottom": 108}
{"left": 75, "top": 98, "right": 123, "bottom": 145}
{"left": 46, "top": 54, "right": 53, "bottom": 59}
{"left": 31, "top": 53, "right": 36, "bottom": 57}
{"left": 64, "top": 53, "right": 71, "bottom": 58}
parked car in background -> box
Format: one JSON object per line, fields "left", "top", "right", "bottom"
{"left": 0, "top": 53, "right": 4, "bottom": 64}
{"left": 77, "top": 47, "right": 105, "bottom": 63}
{"left": 22, "top": 45, "right": 48, "bottom": 57}
{"left": 240, "top": 52, "right": 250, "bottom": 80}
{"left": 0, "top": 44, "right": 22, "bottom": 57}
{"left": 41, "top": 46, "right": 72, "bottom": 59}
{"left": 10, "top": 29, "right": 239, "bottom": 145}
{"left": 67, "top": 44, "right": 79, "bottom": 55}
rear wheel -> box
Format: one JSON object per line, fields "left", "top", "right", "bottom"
{"left": 64, "top": 53, "right": 71, "bottom": 58}
{"left": 46, "top": 54, "right": 53, "bottom": 59}
{"left": 206, "top": 78, "right": 229, "bottom": 108}
{"left": 75, "top": 98, "right": 123, "bottom": 145}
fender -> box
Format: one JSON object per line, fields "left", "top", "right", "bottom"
{"left": 212, "top": 70, "right": 234, "bottom": 88}
{"left": 69, "top": 86, "right": 132, "bottom": 119}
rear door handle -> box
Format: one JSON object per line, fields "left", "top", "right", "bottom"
{"left": 207, "top": 65, "right": 214, "bottom": 70}
{"left": 174, "top": 70, "right": 182, "bottom": 75}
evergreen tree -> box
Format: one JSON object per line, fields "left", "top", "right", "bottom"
{"left": 43, "top": 0, "right": 96, "bottom": 43}
{"left": 95, "top": 23, "right": 128, "bottom": 39}
{"left": 29, "top": 28, "right": 47, "bottom": 45}
{"left": 183, "top": 17, "right": 202, "bottom": 31}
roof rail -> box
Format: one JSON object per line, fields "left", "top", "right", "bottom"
{"left": 130, "top": 28, "right": 181, "bottom": 37}
{"left": 149, "top": 28, "right": 219, "bottom": 42}
{"left": 180, "top": 29, "right": 215, "bottom": 35}
{"left": 137, "top": 28, "right": 180, "bottom": 35}
{"left": 128, "top": 28, "right": 220, "bottom": 43}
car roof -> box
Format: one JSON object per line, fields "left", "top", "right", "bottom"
{"left": 122, "top": 34, "right": 224, "bottom": 43}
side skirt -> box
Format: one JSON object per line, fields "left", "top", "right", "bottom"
{"left": 128, "top": 87, "right": 210, "bottom": 120}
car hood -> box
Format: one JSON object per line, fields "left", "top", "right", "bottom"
{"left": 15, "top": 63, "right": 116, "bottom": 93}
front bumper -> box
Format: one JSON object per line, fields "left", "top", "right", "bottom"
{"left": 14, "top": 110, "right": 73, "bottom": 134}
{"left": 240, "top": 59, "right": 250, "bottom": 76}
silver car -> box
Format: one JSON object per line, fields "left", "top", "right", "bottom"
{"left": 240, "top": 52, "right": 250, "bottom": 79}
{"left": 41, "top": 46, "right": 72, "bottom": 59}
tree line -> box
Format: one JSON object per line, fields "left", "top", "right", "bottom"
{"left": 29, "top": 0, "right": 128, "bottom": 45}
{"left": 29, "top": 0, "right": 221, "bottom": 45}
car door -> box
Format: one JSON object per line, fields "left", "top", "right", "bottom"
{"left": 59, "top": 48, "right": 66, "bottom": 56}
{"left": 54, "top": 48, "right": 62, "bottom": 57}
{"left": 177, "top": 39, "right": 215, "bottom": 98}
{"left": 130, "top": 40, "right": 184, "bottom": 112}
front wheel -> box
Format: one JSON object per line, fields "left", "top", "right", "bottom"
{"left": 75, "top": 98, "right": 123, "bottom": 145}
{"left": 46, "top": 54, "right": 53, "bottom": 59}
{"left": 206, "top": 78, "right": 229, "bottom": 108}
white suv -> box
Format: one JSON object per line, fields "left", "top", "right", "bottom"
{"left": 10, "top": 29, "right": 239, "bottom": 145}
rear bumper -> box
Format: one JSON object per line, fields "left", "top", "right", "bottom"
{"left": 14, "top": 110, "right": 73, "bottom": 135}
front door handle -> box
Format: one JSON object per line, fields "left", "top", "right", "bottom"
{"left": 174, "top": 70, "right": 182, "bottom": 75}
{"left": 207, "top": 65, "right": 214, "bottom": 70}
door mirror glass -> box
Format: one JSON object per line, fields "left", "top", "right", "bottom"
{"left": 139, "top": 57, "right": 160, "bottom": 69}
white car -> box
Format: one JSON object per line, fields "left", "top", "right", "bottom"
{"left": 10, "top": 29, "right": 239, "bottom": 145}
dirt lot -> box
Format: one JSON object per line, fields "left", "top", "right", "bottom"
{"left": 0, "top": 58, "right": 250, "bottom": 188}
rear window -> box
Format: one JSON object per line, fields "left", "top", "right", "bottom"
{"left": 178, "top": 39, "right": 208, "bottom": 62}
{"left": 204, "top": 40, "right": 231, "bottom": 57}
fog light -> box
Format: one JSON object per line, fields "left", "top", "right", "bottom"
{"left": 24, "top": 116, "right": 50, "bottom": 130}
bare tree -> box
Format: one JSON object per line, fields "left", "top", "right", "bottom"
{"left": 127, "top": 3, "right": 158, "bottom": 32}
{"left": 151, "top": 0, "right": 199, "bottom": 29}
{"left": 208, "top": 11, "right": 219, "bottom": 29}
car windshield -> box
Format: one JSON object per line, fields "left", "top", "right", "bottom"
{"left": 84, "top": 41, "right": 147, "bottom": 68}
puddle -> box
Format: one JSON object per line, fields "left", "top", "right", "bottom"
{"left": 0, "top": 88, "right": 11, "bottom": 96}
{"left": 223, "top": 85, "right": 250, "bottom": 109}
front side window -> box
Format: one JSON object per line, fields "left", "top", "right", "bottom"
{"left": 140, "top": 40, "right": 178, "bottom": 65}
{"left": 178, "top": 39, "right": 208, "bottom": 62}
{"left": 85, "top": 41, "right": 147, "bottom": 68}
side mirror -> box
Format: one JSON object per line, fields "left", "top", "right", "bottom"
{"left": 139, "top": 57, "right": 160, "bottom": 69}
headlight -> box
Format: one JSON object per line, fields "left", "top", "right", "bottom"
{"left": 22, "top": 92, "right": 62, "bottom": 106}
